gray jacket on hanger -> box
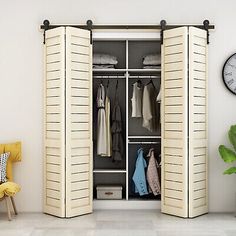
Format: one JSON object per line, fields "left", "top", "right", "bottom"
{"left": 111, "top": 89, "right": 124, "bottom": 162}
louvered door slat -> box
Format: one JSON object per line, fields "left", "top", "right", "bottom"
{"left": 161, "top": 27, "right": 188, "bottom": 218}
{"left": 44, "top": 27, "right": 65, "bottom": 217}
{"left": 65, "top": 27, "right": 93, "bottom": 217}
{"left": 189, "top": 27, "right": 208, "bottom": 217}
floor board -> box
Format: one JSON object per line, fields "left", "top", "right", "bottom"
{"left": 0, "top": 210, "right": 235, "bottom": 236}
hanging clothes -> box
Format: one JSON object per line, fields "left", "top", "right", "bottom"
{"left": 146, "top": 148, "right": 161, "bottom": 196}
{"left": 104, "top": 86, "right": 112, "bottom": 157}
{"left": 131, "top": 82, "right": 143, "bottom": 118}
{"left": 96, "top": 83, "right": 108, "bottom": 156}
{"left": 132, "top": 148, "right": 148, "bottom": 196}
{"left": 156, "top": 85, "right": 161, "bottom": 124}
{"left": 142, "top": 83, "right": 157, "bottom": 132}
{"left": 111, "top": 82, "right": 124, "bottom": 162}
{"left": 156, "top": 86, "right": 161, "bottom": 102}
{"left": 100, "top": 94, "right": 112, "bottom": 157}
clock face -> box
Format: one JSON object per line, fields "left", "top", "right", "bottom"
{"left": 222, "top": 53, "right": 236, "bottom": 95}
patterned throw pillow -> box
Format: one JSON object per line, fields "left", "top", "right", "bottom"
{"left": 0, "top": 152, "right": 10, "bottom": 183}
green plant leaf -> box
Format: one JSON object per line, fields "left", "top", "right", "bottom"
{"left": 229, "top": 125, "right": 236, "bottom": 151}
{"left": 218, "top": 145, "right": 236, "bottom": 163}
{"left": 224, "top": 167, "right": 236, "bottom": 175}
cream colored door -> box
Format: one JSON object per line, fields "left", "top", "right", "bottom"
{"left": 188, "top": 27, "right": 208, "bottom": 217}
{"left": 161, "top": 26, "right": 209, "bottom": 218}
{"left": 161, "top": 27, "right": 189, "bottom": 218}
{"left": 44, "top": 27, "right": 66, "bottom": 217}
{"left": 65, "top": 27, "right": 93, "bottom": 217}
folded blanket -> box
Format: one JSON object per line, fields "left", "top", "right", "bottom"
{"left": 143, "top": 54, "right": 161, "bottom": 66}
{"left": 93, "top": 54, "right": 118, "bottom": 65}
{"left": 93, "top": 64, "right": 115, "bottom": 69}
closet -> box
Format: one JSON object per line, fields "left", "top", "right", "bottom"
{"left": 43, "top": 25, "right": 208, "bottom": 218}
{"left": 92, "top": 39, "right": 161, "bottom": 203}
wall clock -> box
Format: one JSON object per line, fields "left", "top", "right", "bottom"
{"left": 222, "top": 53, "right": 236, "bottom": 95}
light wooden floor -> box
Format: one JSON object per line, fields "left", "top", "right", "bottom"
{"left": 0, "top": 210, "right": 235, "bottom": 236}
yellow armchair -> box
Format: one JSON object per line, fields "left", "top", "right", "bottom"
{"left": 0, "top": 141, "right": 21, "bottom": 220}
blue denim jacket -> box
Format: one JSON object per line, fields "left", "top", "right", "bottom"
{"left": 132, "top": 148, "right": 148, "bottom": 196}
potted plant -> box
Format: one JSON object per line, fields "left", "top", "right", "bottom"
{"left": 219, "top": 125, "right": 236, "bottom": 174}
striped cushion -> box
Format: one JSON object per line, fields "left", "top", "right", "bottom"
{"left": 0, "top": 152, "right": 10, "bottom": 183}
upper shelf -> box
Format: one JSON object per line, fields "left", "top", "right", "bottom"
{"left": 93, "top": 68, "right": 161, "bottom": 74}
{"left": 128, "top": 68, "right": 161, "bottom": 73}
{"left": 93, "top": 40, "right": 161, "bottom": 72}
{"left": 93, "top": 69, "right": 126, "bottom": 73}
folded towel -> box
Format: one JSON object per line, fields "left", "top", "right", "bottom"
{"left": 93, "top": 54, "right": 118, "bottom": 65}
{"left": 143, "top": 54, "right": 161, "bottom": 66}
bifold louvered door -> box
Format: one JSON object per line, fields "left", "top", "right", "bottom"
{"left": 65, "top": 27, "right": 93, "bottom": 217}
{"left": 188, "top": 27, "right": 208, "bottom": 217}
{"left": 161, "top": 27, "right": 189, "bottom": 218}
{"left": 161, "top": 26, "right": 208, "bottom": 218}
{"left": 44, "top": 27, "right": 66, "bottom": 217}
{"left": 44, "top": 26, "right": 93, "bottom": 218}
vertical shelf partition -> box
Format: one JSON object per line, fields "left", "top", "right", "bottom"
{"left": 125, "top": 40, "right": 129, "bottom": 200}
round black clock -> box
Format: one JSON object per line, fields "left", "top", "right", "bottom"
{"left": 222, "top": 53, "right": 236, "bottom": 95}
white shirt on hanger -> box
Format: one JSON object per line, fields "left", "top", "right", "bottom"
{"left": 131, "top": 82, "right": 143, "bottom": 118}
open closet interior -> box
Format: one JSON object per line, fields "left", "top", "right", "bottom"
{"left": 92, "top": 39, "right": 162, "bottom": 201}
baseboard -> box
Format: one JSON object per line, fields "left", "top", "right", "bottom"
{"left": 93, "top": 199, "right": 161, "bottom": 210}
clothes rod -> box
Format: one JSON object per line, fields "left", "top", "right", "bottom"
{"left": 128, "top": 136, "right": 161, "bottom": 139}
{"left": 128, "top": 75, "right": 160, "bottom": 79}
{"left": 93, "top": 75, "right": 126, "bottom": 79}
{"left": 128, "top": 142, "right": 160, "bottom": 144}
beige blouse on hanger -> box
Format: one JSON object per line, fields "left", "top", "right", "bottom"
{"left": 131, "top": 82, "right": 143, "bottom": 118}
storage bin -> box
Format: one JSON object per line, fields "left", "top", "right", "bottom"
{"left": 96, "top": 185, "right": 122, "bottom": 200}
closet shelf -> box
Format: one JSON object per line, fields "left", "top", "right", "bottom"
{"left": 93, "top": 69, "right": 126, "bottom": 73}
{"left": 93, "top": 169, "right": 127, "bottom": 173}
{"left": 127, "top": 68, "right": 161, "bottom": 73}
{"left": 93, "top": 68, "right": 161, "bottom": 73}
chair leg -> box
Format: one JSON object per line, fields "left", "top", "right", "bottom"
{"left": 5, "top": 197, "right": 12, "bottom": 221}
{"left": 10, "top": 197, "right": 17, "bottom": 215}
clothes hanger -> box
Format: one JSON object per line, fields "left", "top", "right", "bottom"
{"left": 100, "top": 75, "right": 105, "bottom": 86}
{"left": 147, "top": 78, "right": 155, "bottom": 89}
{"left": 137, "top": 79, "right": 142, "bottom": 84}
{"left": 133, "top": 76, "right": 142, "bottom": 89}
{"left": 137, "top": 81, "right": 142, "bottom": 89}
{"left": 136, "top": 76, "right": 142, "bottom": 86}
{"left": 116, "top": 79, "right": 119, "bottom": 90}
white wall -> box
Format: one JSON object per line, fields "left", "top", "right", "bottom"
{"left": 1, "top": 0, "right": 236, "bottom": 212}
